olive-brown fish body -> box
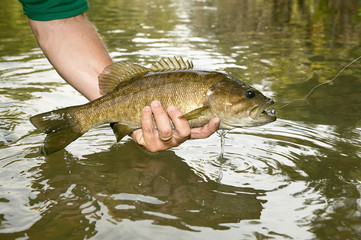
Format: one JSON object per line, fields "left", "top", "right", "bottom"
{"left": 30, "top": 57, "right": 276, "bottom": 155}
{"left": 82, "top": 70, "right": 222, "bottom": 130}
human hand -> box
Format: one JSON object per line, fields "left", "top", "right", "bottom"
{"left": 131, "top": 100, "right": 220, "bottom": 152}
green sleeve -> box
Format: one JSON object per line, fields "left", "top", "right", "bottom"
{"left": 19, "top": 0, "right": 90, "bottom": 21}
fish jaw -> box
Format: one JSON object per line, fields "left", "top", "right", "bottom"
{"left": 218, "top": 99, "right": 276, "bottom": 129}
{"left": 245, "top": 99, "right": 276, "bottom": 125}
{"left": 248, "top": 99, "right": 275, "bottom": 120}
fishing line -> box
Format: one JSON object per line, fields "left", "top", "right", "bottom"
{"left": 271, "top": 55, "right": 361, "bottom": 113}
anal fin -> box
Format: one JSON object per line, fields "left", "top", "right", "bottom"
{"left": 110, "top": 122, "right": 134, "bottom": 142}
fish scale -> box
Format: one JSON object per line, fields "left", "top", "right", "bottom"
{"left": 30, "top": 57, "right": 276, "bottom": 155}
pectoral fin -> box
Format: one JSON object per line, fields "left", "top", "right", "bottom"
{"left": 111, "top": 122, "right": 134, "bottom": 142}
{"left": 179, "top": 106, "right": 210, "bottom": 121}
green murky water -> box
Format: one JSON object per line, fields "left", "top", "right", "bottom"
{"left": 1, "top": 0, "right": 361, "bottom": 239}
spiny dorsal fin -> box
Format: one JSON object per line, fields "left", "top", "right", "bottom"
{"left": 99, "top": 62, "right": 150, "bottom": 94}
{"left": 150, "top": 56, "right": 194, "bottom": 72}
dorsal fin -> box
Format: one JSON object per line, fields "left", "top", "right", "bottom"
{"left": 150, "top": 56, "right": 194, "bottom": 72}
{"left": 99, "top": 62, "right": 150, "bottom": 94}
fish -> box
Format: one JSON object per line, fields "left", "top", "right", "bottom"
{"left": 30, "top": 57, "right": 276, "bottom": 155}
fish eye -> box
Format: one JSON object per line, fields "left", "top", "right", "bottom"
{"left": 246, "top": 90, "right": 255, "bottom": 98}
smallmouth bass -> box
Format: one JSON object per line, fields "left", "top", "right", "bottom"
{"left": 30, "top": 57, "right": 276, "bottom": 155}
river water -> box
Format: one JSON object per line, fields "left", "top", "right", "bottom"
{"left": 1, "top": 0, "right": 361, "bottom": 239}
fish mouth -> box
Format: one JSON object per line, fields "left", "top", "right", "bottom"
{"left": 248, "top": 99, "right": 275, "bottom": 119}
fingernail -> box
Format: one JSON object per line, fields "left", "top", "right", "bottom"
{"left": 151, "top": 100, "right": 161, "bottom": 107}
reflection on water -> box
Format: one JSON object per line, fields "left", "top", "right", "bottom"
{"left": 1, "top": 0, "right": 361, "bottom": 239}
{"left": 23, "top": 142, "right": 264, "bottom": 239}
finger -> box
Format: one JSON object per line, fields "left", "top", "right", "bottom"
{"left": 131, "top": 128, "right": 143, "bottom": 145}
{"left": 190, "top": 117, "right": 220, "bottom": 139}
{"left": 139, "top": 105, "right": 157, "bottom": 145}
{"left": 167, "top": 106, "right": 191, "bottom": 140}
{"left": 151, "top": 100, "right": 173, "bottom": 141}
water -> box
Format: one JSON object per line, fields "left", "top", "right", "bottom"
{"left": 1, "top": 0, "right": 361, "bottom": 239}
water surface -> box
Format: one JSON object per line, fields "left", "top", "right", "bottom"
{"left": 1, "top": 0, "right": 361, "bottom": 239}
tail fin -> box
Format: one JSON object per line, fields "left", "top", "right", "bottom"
{"left": 30, "top": 106, "right": 88, "bottom": 155}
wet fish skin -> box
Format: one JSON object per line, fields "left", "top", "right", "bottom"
{"left": 93, "top": 71, "right": 223, "bottom": 128}
{"left": 30, "top": 57, "right": 276, "bottom": 155}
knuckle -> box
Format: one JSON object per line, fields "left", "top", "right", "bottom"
{"left": 177, "top": 125, "right": 191, "bottom": 139}
{"left": 148, "top": 147, "right": 158, "bottom": 153}
{"left": 180, "top": 128, "right": 191, "bottom": 139}
{"left": 147, "top": 144, "right": 162, "bottom": 152}
{"left": 160, "top": 128, "right": 173, "bottom": 138}
{"left": 142, "top": 125, "right": 154, "bottom": 134}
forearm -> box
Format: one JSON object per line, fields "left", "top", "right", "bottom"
{"left": 28, "top": 14, "right": 219, "bottom": 151}
{"left": 29, "top": 14, "right": 113, "bottom": 101}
